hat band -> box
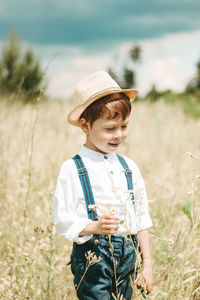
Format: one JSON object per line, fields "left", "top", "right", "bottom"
{"left": 87, "top": 87, "right": 122, "bottom": 101}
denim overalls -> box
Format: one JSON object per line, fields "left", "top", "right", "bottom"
{"left": 71, "top": 154, "right": 139, "bottom": 300}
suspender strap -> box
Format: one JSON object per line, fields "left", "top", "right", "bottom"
{"left": 72, "top": 154, "right": 98, "bottom": 221}
{"left": 73, "top": 153, "right": 134, "bottom": 220}
{"left": 116, "top": 154, "right": 135, "bottom": 203}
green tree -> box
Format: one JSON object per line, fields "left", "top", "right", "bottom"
{"left": 145, "top": 84, "right": 160, "bottom": 101}
{"left": 122, "top": 68, "right": 135, "bottom": 89}
{"left": 108, "top": 45, "right": 141, "bottom": 89}
{"left": 185, "top": 60, "right": 200, "bottom": 94}
{"left": 129, "top": 46, "right": 141, "bottom": 61}
{"left": 0, "top": 30, "right": 44, "bottom": 100}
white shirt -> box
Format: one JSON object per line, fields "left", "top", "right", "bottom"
{"left": 53, "top": 146, "right": 152, "bottom": 244}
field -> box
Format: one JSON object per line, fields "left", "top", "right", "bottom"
{"left": 0, "top": 98, "right": 200, "bottom": 299}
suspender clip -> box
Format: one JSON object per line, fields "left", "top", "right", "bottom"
{"left": 77, "top": 167, "right": 88, "bottom": 176}
{"left": 125, "top": 168, "right": 132, "bottom": 176}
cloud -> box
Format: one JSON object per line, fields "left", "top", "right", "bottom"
{"left": 46, "top": 53, "right": 112, "bottom": 99}
{"left": 44, "top": 30, "right": 200, "bottom": 99}
{"left": 137, "top": 30, "right": 200, "bottom": 94}
{"left": 150, "top": 56, "right": 181, "bottom": 89}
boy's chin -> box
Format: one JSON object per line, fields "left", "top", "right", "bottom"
{"left": 99, "top": 144, "right": 120, "bottom": 154}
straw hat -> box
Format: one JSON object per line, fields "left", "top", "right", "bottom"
{"left": 67, "top": 70, "right": 138, "bottom": 126}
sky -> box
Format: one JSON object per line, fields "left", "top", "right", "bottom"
{"left": 0, "top": 0, "right": 200, "bottom": 98}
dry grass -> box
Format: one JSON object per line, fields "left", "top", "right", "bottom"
{"left": 0, "top": 98, "right": 199, "bottom": 299}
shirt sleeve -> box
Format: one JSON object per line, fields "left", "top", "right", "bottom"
{"left": 129, "top": 159, "right": 153, "bottom": 231}
{"left": 53, "top": 161, "right": 93, "bottom": 244}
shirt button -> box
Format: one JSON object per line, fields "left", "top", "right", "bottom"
{"left": 104, "top": 155, "right": 108, "bottom": 159}
{"left": 110, "top": 171, "right": 114, "bottom": 175}
{"left": 94, "top": 239, "right": 99, "bottom": 245}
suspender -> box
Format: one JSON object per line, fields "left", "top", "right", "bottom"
{"left": 72, "top": 154, "right": 98, "bottom": 221}
{"left": 116, "top": 154, "right": 134, "bottom": 202}
{"left": 73, "top": 154, "right": 134, "bottom": 220}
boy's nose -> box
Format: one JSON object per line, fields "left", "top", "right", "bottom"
{"left": 114, "top": 129, "right": 123, "bottom": 140}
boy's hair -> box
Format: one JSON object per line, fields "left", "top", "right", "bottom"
{"left": 80, "top": 92, "right": 131, "bottom": 127}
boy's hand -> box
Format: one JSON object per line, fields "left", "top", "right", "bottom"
{"left": 79, "top": 214, "right": 119, "bottom": 236}
{"left": 136, "top": 259, "right": 153, "bottom": 294}
{"left": 95, "top": 214, "right": 119, "bottom": 235}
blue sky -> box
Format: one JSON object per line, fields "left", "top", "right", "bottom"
{"left": 0, "top": 0, "right": 200, "bottom": 98}
{"left": 1, "top": 0, "right": 200, "bottom": 47}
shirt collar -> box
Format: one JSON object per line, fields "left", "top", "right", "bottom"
{"left": 79, "top": 145, "right": 116, "bottom": 161}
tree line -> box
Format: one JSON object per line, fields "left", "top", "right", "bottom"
{"left": 0, "top": 30, "right": 200, "bottom": 102}
{"left": 0, "top": 31, "right": 43, "bottom": 102}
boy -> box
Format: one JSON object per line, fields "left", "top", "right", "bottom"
{"left": 53, "top": 71, "right": 153, "bottom": 299}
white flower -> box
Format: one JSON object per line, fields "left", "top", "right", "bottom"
{"left": 186, "top": 152, "right": 199, "bottom": 160}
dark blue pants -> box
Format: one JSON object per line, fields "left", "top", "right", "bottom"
{"left": 71, "top": 235, "right": 138, "bottom": 300}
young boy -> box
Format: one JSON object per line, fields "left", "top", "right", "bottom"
{"left": 53, "top": 71, "right": 153, "bottom": 300}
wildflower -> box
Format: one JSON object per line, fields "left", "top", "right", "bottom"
{"left": 187, "top": 191, "right": 193, "bottom": 195}
{"left": 85, "top": 250, "right": 102, "bottom": 266}
{"left": 76, "top": 251, "right": 102, "bottom": 292}
{"left": 88, "top": 204, "right": 96, "bottom": 211}
{"left": 111, "top": 208, "right": 116, "bottom": 214}
{"left": 186, "top": 152, "right": 199, "bottom": 160}
{"left": 109, "top": 245, "right": 114, "bottom": 253}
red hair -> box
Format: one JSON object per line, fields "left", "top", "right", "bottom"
{"left": 80, "top": 92, "right": 131, "bottom": 127}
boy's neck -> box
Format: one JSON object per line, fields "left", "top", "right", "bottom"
{"left": 82, "top": 144, "right": 114, "bottom": 156}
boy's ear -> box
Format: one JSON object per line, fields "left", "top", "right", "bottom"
{"left": 80, "top": 118, "right": 90, "bottom": 134}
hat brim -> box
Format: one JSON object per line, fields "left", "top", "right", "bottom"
{"left": 67, "top": 88, "right": 138, "bottom": 126}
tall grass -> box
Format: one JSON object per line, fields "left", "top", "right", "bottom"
{"left": 0, "top": 98, "right": 199, "bottom": 299}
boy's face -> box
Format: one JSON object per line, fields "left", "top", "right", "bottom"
{"left": 80, "top": 112, "right": 130, "bottom": 154}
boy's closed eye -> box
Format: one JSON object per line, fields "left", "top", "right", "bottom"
{"left": 105, "top": 125, "right": 128, "bottom": 131}
{"left": 105, "top": 127, "right": 115, "bottom": 131}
